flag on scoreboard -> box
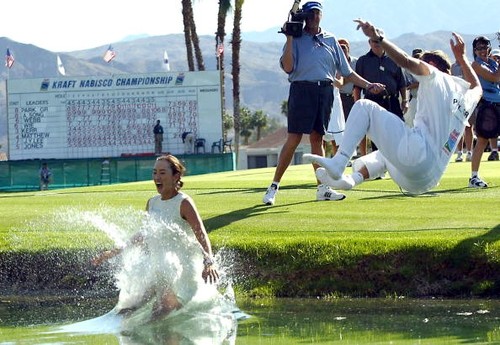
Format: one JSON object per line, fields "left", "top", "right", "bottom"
{"left": 103, "top": 45, "right": 116, "bottom": 63}
{"left": 5, "top": 48, "right": 14, "bottom": 69}
{"left": 163, "top": 50, "right": 170, "bottom": 71}
{"left": 57, "top": 55, "right": 66, "bottom": 76}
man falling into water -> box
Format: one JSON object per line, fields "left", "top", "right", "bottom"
{"left": 304, "top": 19, "right": 482, "bottom": 195}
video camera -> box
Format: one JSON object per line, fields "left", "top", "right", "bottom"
{"left": 279, "top": 0, "right": 312, "bottom": 37}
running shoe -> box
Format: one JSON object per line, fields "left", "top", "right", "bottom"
{"left": 455, "top": 151, "right": 463, "bottom": 162}
{"left": 263, "top": 183, "right": 278, "bottom": 205}
{"left": 487, "top": 151, "right": 499, "bottom": 161}
{"left": 316, "top": 184, "right": 346, "bottom": 201}
{"left": 466, "top": 152, "right": 472, "bottom": 162}
{"left": 468, "top": 177, "right": 488, "bottom": 188}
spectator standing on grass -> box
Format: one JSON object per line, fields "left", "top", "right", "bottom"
{"left": 337, "top": 38, "right": 358, "bottom": 122}
{"left": 153, "top": 120, "right": 164, "bottom": 155}
{"left": 303, "top": 20, "right": 482, "bottom": 195}
{"left": 39, "top": 163, "right": 52, "bottom": 191}
{"left": 451, "top": 59, "right": 474, "bottom": 162}
{"left": 353, "top": 31, "right": 409, "bottom": 156}
{"left": 262, "top": 1, "right": 385, "bottom": 206}
{"left": 468, "top": 36, "right": 500, "bottom": 188}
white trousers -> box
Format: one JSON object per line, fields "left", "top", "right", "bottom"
{"left": 342, "top": 100, "right": 439, "bottom": 194}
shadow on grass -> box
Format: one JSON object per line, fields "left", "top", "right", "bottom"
{"left": 202, "top": 182, "right": 318, "bottom": 232}
{"left": 194, "top": 183, "right": 315, "bottom": 196}
{"left": 449, "top": 223, "right": 500, "bottom": 264}
{"left": 204, "top": 199, "right": 317, "bottom": 233}
{"left": 356, "top": 185, "right": 493, "bottom": 200}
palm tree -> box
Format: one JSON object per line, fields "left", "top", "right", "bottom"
{"left": 216, "top": 0, "right": 231, "bottom": 72}
{"left": 231, "top": 0, "right": 244, "bottom": 158}
{"left": 252, "top": 110, "right": 268, "bottom": 141}
{"left": 216, "top": 0, "right": 231, "bottom": 111}
{"left": 181, "top": 0, "right": 205, "bottom": 71}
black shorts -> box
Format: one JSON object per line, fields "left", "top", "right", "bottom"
{"left": 287, "top": 81, "right": 334, "bottom": 135}
{"left": 475, "top": 99, "right": 500, "bottom": 139}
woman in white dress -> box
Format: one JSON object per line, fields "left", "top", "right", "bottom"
{"left": 93, "top": 154, "right": 218, "bottom": 318}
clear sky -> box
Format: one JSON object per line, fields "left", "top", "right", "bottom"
{"left": 2, "top": 1, "right": 498, "bottom": 52}
{"left": 1, "top": 0, "right": 288, "bottom": 52}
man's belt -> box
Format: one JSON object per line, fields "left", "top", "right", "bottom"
{"left": 366, "top": 93, "right": 398, "bottom": 100}
{"left": 293, "top": 80, "right": 333, "bottom": 87}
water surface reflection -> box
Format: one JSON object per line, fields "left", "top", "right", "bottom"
{"left": 2, "top": 297, "right": 500, "bottom": 344}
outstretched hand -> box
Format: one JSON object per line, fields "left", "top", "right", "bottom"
{"left": 354, "top": 19, "right": 379, "bottom": 39}
{"left": 450, "top": 32, "right": 466, "bottom": 61}
{"left": 202, "top": 265, "right": 219, "bottom": 284}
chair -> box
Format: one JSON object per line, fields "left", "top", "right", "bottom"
{"left": 211, "top": 139, "right": 223, "bottom": 153}
{"left": 223, "top": 139, "right": 233, "bottom": 153}
{"left": 194, "top": 138, "right": 206, "bottom": 154}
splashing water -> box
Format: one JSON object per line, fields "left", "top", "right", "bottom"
{"left": 48, "top": 206, "right": 248, "bottom": 341}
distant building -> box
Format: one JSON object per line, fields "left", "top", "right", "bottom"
{"left": 238, "top": 127, "right": 311, "bottom": 170}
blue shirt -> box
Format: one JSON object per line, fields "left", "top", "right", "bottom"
{"left": 282, "top": 29, "right": 353, "bottom": 82}
{"left": 475, "top": 56, "right": 500, "bottom": 103}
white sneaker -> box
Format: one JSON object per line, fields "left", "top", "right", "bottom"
{"left": 263, "top": 183, "right": 278, "bottom": 205}
{"left": 455, "top": 151, "right": 463, "bottom": 162}
{"left": 468, "top": 176, "right": 488, "bottom": 188}
{"left": 316, "top": 168, "right": 355, "bottom": 190}
{"left": 466, "top": 152, "right": 472, "bottom": 162}
{"left": 316, "top": 184, "right": 346, "bottom": 201}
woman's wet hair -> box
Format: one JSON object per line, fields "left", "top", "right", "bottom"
{"left": 156, "top": 154, "right": 186, "bottom": 188}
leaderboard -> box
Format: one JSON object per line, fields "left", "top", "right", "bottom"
{"left": 7, "top": 71, "right": 222, "bottom": 160}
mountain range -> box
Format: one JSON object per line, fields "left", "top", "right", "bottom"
{"left": 0, "top": 28, "right": 498, "bottom": 154}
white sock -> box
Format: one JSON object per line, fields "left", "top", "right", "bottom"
{"left": 352, "top": 172, "right": 365, "bottom": 186}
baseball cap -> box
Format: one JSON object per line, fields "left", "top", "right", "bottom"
{"left": 491, "top": 48, "right": 500, "bottom": 57}
{"left": 338, "top": 38, "right": 350, "bottom": 47}
{"left": 302, "top": 1, "right": 323, "bottom": 12}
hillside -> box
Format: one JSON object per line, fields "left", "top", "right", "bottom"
{"left": 0, "top": 31, "right": 496, "bottom": 154}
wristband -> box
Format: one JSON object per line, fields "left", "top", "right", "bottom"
{"left": 203, "top": 256, "right": 214, "bottom": 267}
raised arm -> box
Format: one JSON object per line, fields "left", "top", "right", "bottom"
{"left": 353, "top": 19, "right": 429, "bottom": 76}
{"left": 450, "top": 32, "right": 482, "bottom": 95}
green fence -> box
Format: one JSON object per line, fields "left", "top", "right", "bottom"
{"left": 0, "top": 153, "right": 235, "bottom": 192}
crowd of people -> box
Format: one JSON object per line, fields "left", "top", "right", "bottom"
{"left": 262, "top": 1, "right": 498, "bottom": 205}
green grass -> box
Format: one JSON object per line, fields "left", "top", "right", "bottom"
{"left": 1, "top": 158, "right": 499, "bottom": 297}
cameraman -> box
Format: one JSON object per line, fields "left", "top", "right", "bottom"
{"left": 263, "top": 1, "right": 384, "bottom": 205}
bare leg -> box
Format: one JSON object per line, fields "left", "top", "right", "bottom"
{"left": 152, "top": 289, "right": 182, "bottom": 319}
{"left": 271, "top": 132, "right": 303, "bottom": 183}
{"left": 471, "top": 136, "right": 489, "bottom": 173}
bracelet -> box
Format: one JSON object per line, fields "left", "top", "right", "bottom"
{"left": 203, "top": 256, "right": 214, "bottom": 267}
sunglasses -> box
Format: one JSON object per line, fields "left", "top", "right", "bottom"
{"left": 370, "top": 39, "right": 381, "bottom": 44}
{"left": 474, "top": 46, "right": 489, "bottom": 51}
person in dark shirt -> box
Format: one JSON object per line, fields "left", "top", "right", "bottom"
{"left": 39, "top": 162, "right": 52, "bottom": 191}
{"left": 153, "top": 120, "right": 164, "bottom": 154}
{"left": 354, "top": 34, "right": 409, "bottom": 155}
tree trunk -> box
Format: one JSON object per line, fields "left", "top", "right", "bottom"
{"left": 182, "top": 0, "right": 195, "bottom": 71}
{"left": 232, "top": 0, "right": 244, "bottom": 161}
{"left": 189, "top": 10, "right": 205, "bottom": 71}
{"left": 216, "top": 0, "right": 231, "bottom": 114}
